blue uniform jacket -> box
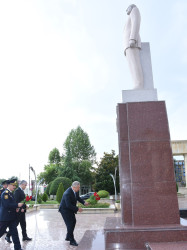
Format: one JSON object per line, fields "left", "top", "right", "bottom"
{"left": 59, "top": 187, "right": 85, "bottom": 214}
{"left": 0, "top": 189, "right": 18, "bottom": 221}
{"left": 0, "top": 187, "right": 5, "bottom": 205}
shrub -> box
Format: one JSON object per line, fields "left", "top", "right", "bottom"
{"left": 78, "top": 203, "right": 110, "bottom": 208}
{"left": 56, "top": 183, "right": 64, "bottom": 203}
{"left": 37, "top": 194, "right": 42, "bottom": 204}
{"left": 115, "top": 200, "right": 120, "bottom": 203}
{"left": 97, "top": 190, "right": 109, "bottom": 198}
{"left": 42, "top": 193, "right": 48, "bottom": 202}
{"left": 49, "top": 177, "right": 71, "bottom": 195}
{"left": 45, "top": 182, "right": 53, "bottom": 196}
{"left": 89, "top": 192, "right": 100, "bottom": 205}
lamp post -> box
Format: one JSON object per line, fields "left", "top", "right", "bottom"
{"left": 35, "top": 178, "right": 44, "bottom": 206}
{"left": 110, "top": 167, "right": 118, "bottom": 201}
{"left": 29, "top": 165, "right": 36, "bottom": 198}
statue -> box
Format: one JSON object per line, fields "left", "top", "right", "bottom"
{"left": 124, "top": 4, "right": 144, "bottom": 89}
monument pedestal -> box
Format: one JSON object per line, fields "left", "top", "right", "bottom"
{"left": 117, "top": 101, "right": 179, "bottom": 226}
{"left": 103, "top": 101, "right": 187, "bottom": 248}
{"left": 78, "top": 101, "right": 187, "bottom": 249}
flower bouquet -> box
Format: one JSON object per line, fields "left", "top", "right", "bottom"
{"left": 89, "top": 192, "right": 100, "bottom": 205}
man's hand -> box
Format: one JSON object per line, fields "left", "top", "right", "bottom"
{"left": 78, "top": 207, "right": 83, "bottom": 212}
{"left": 84, "top": 202, "right": 89, "bottom": 206}
{"left": 129, "top": 39, "right": 136, "bottom": 47}
{"left": 18, "top": 203, "right": 24, "bottom": 207}
{"left": 21, "top": 209, "right": 24, "bottom": 213}
{"left": 16, "top": 208, "right": 19, "bottom": 213}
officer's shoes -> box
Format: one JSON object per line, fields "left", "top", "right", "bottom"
{"left": 70, "top": 240, "right": 78, "bottom": 246}
{"left": 23, "top": 236, "right": 32, "bottom": 241}
{"left": 65, "top": 237, "right": 70, "bottom": 241}
{"left": 5, "top": 236, "right": 12, "bottom": 243}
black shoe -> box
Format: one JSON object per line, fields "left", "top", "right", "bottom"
{"left": 23, "top": 236, "right": 32, "bottom": 241}
{"left": 5, "top": 236, "right": 12, "bottom": 243}
{"left": 65, "top": 237, "right": 70, "bottom": 241}
{"left": 70, "top": 240, "right": 78, "bottom": 246}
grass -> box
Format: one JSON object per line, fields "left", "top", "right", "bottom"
{"left": 78, "top": 203, "right": 110, "bottom": 208}
{"left": 26, "top": 200, "right": 59, "bottom": 205}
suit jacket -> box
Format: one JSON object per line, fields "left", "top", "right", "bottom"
{"left": 124, "top": 6, "right": 141, "bottom": 55}
{"left": 0, "top": 189, "right": 18, "bottom": 221}
{"left": 59, "top": 187, "right": 85, "bottom": 214}
{"left": 14, "top": 187, "right": 26, "bottom": 212}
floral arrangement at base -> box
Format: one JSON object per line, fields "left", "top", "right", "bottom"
{"left": 89, "top": 192, "right": 100, "bottom": 205}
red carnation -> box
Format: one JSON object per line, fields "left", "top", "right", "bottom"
{"left": 25, "top": 195, "right": 32, "bottom": 202}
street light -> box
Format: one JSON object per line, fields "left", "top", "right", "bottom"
{"left": 29, "top": 165, "right": 36, "bottom": 197}
{"left": 110, "top": 166, "right": 118, "bottom": 201}
{"left": 35, "top": 178, "right": 44, "bottom": 206}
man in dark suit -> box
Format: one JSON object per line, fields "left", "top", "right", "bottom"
{"left": 6, "top": 180, "right": 32, "bottom": 243}
{"left": 59, "top": 181, "right": 88, "bottom": 246}
{"left": 0, "top": 179, "right": 23, "bottom": 250}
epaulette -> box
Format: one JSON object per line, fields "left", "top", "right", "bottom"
{"left": 0, "top": 188, "right": 3, "bottom": 190}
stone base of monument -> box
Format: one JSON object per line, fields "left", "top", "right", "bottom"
{"left": 78, "top": 220, "right": 187, "bottom": 249}
{"left": 122, "top": 89, "right": 158, "bottom": 103}
{"left": 104, "top": 217, "right": 187, "bottom": 249}
{"left": 78, "top": 100, "right": 187, "bottom": 249}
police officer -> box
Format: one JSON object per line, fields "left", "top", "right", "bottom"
{"left": 0, "top": 180, "right": 8, "bottom": 204}
{"left": 6, "top": 180, "right": 32, "bottom": 242}
{"left": 0, "top": 180, "right": 11, "bottom": 242}
{"left": 0, "top": 179, "right": 23, "bottom": 250}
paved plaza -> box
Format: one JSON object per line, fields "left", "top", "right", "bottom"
{"left": 0, "top": 209, "right": 120, "bottom": 250}
{"left": 1, "top": 191, "right": 187, "bottom": 250}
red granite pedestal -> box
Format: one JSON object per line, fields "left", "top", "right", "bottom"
{"left": 78, "top": 101, "right": 187, "bottom": 250}
{"left": 103, "top": 101, "right": 187, "bottom": 249}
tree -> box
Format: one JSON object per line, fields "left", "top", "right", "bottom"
{"left": 64, "top": 126, "right": 96, "bottom": 163}
{"left": 72, "top": 160, "right": 93, "bottom": 185}
{"left": 56, "top": 183, "right": 64, "bottom": 203}
{"left": 45, "top": 182, "right": 53, "bottom": 196}
{"left": 48, "top": 148, "right": 61, "bottom": 164}
{"left": 49, "top": 177, "right": 71, "bottom": 195}
{"left": 37, "top": 164, "right": 58, "bottom": 184}
{"left": 94, "top": 150, "right": 119, "bottom": 194}
{"left": 42, "top": 193, "right": 48, "bottom": 202}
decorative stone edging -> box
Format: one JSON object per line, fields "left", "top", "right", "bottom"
{"left": 26, "top": 204, "right": 119, "bottom": 213}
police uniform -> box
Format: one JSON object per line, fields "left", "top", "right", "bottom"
{"left": 0, "top": 187, "right": 5, "bottom": 205}
{"left": 0, "top": 180, "right": 8, "bottom": 205}
{"left": 0, "top": 179, "right": 22, "bottom": 250}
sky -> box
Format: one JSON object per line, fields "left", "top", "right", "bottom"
{"left": 0, "top": 0, "right": 187, "bottom": 182}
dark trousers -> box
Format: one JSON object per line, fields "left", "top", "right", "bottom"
{"left": 0, "top": 220, "right": 21, "bottom": 250}
{"left": 17, "top": 212, "right": 27, "bottom": 238}
{"left": 60, "top": 211, "right": 76, "bottom": 241}
{"left": 7, "top": 212, "right": 27, "bottom": 238}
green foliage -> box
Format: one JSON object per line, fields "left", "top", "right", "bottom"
{"left": 89, "top": 195, "right": 98, "bottom": 205}
{"left": 115, "top": 200, "right": 120, "bottom": 203}
{"left": 176, "top": 183, "right": 178, "bottom": 192}
{"left": 72, "top": 160, "right": 93, "bottom": 185}
{"left": 78, "top": 203, "right": 110, "bottom": 208}
{"left": 49, "top": 177, "right": 71, "bottom": 195}
{"left": 38, "top": 164, "right": 58, "bottom": 184}
{"left": 64, "top": 126, "right": 96, "bottom": 163}
{"left": 97, "top": 190, "right": 109, "bottom": 198}
{"left": 49, "top": 148, "right": 61, "bottom": 164}
{"left": 56, "top": 183, "right": 64, "bottom": 203}
{"left": 45, "top": 181, "right": 53, "bottom": 196}
{"left": 42, "top": 192, "right": 48, "bottom": 202}
{"left": 94, "top": 150, "right": 119, "bottom": 194}
{"left": 37, "top": 194, "right": 42, "bottom": 204}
